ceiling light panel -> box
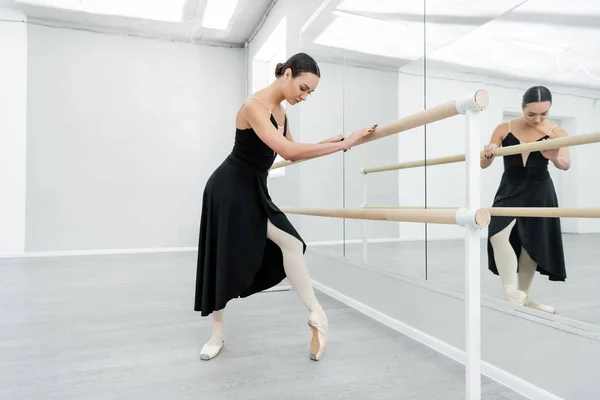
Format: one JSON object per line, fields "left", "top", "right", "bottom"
{"left": 15, "top": 0, "right": 187, "bottom": 23}
{"left": 201, "top": 0, "right": 239, "bottom": 30}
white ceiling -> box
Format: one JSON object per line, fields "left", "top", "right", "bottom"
{"left": 2, "top": 0, "right": 599, "bottom": 90}
{"left": 301, "top": 0, "right": 600, "bottom": 90}
{"left": 0, "top": 0, "right": 274, "bottom": 46}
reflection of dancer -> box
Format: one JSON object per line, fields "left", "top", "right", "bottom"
{"left": 481, "top": 86, "right": 570, "bottom": 313}
{"left": 194, "top": 52, "right": 375, "bottom": 361}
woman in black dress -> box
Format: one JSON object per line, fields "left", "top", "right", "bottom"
{"left": 194, "top": 52, "right": 375, "bottom": 361}
{"left": 482, "top": 86, "right": 571, "bottom": 314}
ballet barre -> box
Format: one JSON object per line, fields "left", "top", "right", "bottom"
{"left": 491, "top": 207, "right": 600, "bottom": 218}
{"left": 362, "top": 205, "right": 600, "bottom": 218}
{"left": 269, "top": 89, "right": 489, "bottom": 171}
{"left": 361, "top": 131, "right": 600, "bottom": 174}
{"left": 281, "top": 207, "right": 491, "bottom": 228}
{"left": 358, "top": 131, "right": 600, "bottom": 264}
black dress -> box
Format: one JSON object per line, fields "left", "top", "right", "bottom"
{"left": 487, "top": 130, "right": 566, "bottom": 282}
{"left": 194, "top": 109, "right": 306, "bottom": 316}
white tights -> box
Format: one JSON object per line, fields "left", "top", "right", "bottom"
{"left": 489, "top": 219, "right": 537, "bottom": 301}
{"left": 266, "top": 219, "right": 321, "bottom": 312}
{"left": 205, "top": 219, "right": 321, "bottom": 343}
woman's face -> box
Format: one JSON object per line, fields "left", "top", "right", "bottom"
{"left": 282, "top": 70, "right": 319, "bottom": 105}
{"left": 522, "top": 101, "right": 551, "bottom": 127}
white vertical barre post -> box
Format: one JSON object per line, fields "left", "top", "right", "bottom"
{"left": 465, "top": 108, "right": 481, "bottom": 400}
{"left": 360, "top": 168, "right": 368, "bottom": 263}
{"left": 456, "top": 89, "right": 488, "bottom": 400}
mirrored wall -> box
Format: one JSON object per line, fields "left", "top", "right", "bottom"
{"left": 299, "top": 0, "right": 428, "bottom": 280}
{"left": 279, "top": 0, "right": 600, "bottom": 330}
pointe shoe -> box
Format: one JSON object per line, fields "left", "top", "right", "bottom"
{"left": 307, "top": 308, "right": 328, "bottom": 361}
{"left": 200, "top": 337, "right": 224, "bottom": 361}
{"left": 505, "top": 289, "right": 527, "bottom": 306}
{"left": 524, "top": 299, "right": 556, "bottom": 314}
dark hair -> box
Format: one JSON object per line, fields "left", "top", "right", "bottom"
{"left": 274, "top": 52, "right": 320, "bottom": 78}
{"left": 522, "top": 85, "right": 552, "bottom": 107}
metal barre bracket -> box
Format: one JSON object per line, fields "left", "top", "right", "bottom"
{"left": 455, "top": 89, "right": 489, "bottom": 114}
{"left": 456, "top": 207, "right": 491, "bottom": 229}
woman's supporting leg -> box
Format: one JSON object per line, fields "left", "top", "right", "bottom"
{"left": 489, "top": 219, "right": 527, "bottom": 305}
{"left": 200, "top": 309, "right": 225, "bottom": 361}
{"left": 267, "top": 220, "right": 320, "bottom": 311}
{"left": 518, "top": 248, "right": 556, "bottom": 313}
{"left": 267, "top": 219, "right": 328, "bottom": 361}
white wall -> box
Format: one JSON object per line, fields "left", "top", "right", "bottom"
{"left": 396, "top": 69, "right": 427, "bottom": 241}
{"left": 398, "top": 65, "right": 600, "bottom": 240}
{"left": 337, "top": 65, "right": 400, "bottom": 242}
{"left": 575, "top": 98, "right": 600, "bottom": 233}
{"left": 24, "top": 24, "right": 246, "bottom": 252}
{"left": 0, "top": 9, "right": 27, "bottom": 255}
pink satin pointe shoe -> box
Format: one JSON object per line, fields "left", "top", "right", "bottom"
{"left": 505, "top": 289, "right": 528, "bottom": 306}
{"left": 524, "top": 298, "right": 556, "bottom": 314}
{"left": 307, "top": 308, "right": 328, "bottom": 361}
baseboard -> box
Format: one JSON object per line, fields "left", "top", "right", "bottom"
{"left": 312, "top": 280, "right": 565, "bottom": 400}
{"left": 0, "top": 247, "right": 197, "bottom": 258}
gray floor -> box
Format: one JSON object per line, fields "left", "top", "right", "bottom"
{"left": 319, "top": 233, "right": 600, "bottom": 327}
{"left": 0, "top": 253, "right": 525, "bottom": 400}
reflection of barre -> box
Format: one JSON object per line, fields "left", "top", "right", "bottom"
{"left": 491, "top": 207, "right": 600, "bottom": 218}
{"left": 280, "top": 207, "right": 491, "bottom": 229}
{"left": 364, "top": 154, "right": 464, "bottom": 174}
{"left": 269, "top": 89, "right": 489, "bottom": 171}
{"left": 362, "top": 205, "right": 600, "bottom": 218}
{"left": 362, "top": 131, "right": 600, "bottom": 174}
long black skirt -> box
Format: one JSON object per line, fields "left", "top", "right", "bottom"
{"left": 487, "top": 170, "right": 566, "bottom": 282}
{"left": 194, "top": 155, "right": 306, "bottom": 316}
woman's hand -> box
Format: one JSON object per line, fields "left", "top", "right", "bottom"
{"left": 540, "top": 147, "right": 559, "bottom": 161}
{"left": 484, "top": 143, "right": 498, "bottom": 159}
{"left": 342, "top": 125, "right": 377, "bottom": 151}
{"left": 540, "top": 137, "right": 559, "bottom": 161}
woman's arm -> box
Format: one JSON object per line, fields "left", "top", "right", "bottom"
{"left": 243, "top": 101, "right": 347, "bottom": 162}
{"left": 480, "top": 122, "right": 506, "bottom": 169}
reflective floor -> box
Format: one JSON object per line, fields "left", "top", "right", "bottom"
{"left": 319, "top": 233, "right": 600, "bottom": 327}
{"left": 0, "top": 252, "right": 525, "bottom": 399}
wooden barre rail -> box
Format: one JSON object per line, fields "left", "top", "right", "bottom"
{"left": 362, "top": 205, "right": 600, "bottom": 218}
{"left": 362, "top": 131, "right": 600, "bottom": 174}
{"left": 281, "top": 207, "right": 491, "bottom": 228}
{"left": 270, "top": 90, "right": 489, "bottom": 171}
{"left": 491, "top": 207, "right": 600, "bottom": 218}
{"left": 364, "top": 154, "right": 465, "bottom": 173}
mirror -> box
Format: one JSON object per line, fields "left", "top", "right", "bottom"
{"left": 299, "top": 0, "right": 428, "bottom": 280}
{"left": 422, "top": 0, "right": 600, "bottom": 329}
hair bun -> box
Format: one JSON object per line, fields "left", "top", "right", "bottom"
{"left": 274, "top": 62, "right": 285, "bottom": 77}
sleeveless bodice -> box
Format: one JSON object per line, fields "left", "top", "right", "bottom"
{"left": 501, "top": 132, "right": 549, "bottom": 180}
{"left": 229, "top": 114, "right": 287, "bottom": 173}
